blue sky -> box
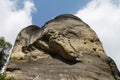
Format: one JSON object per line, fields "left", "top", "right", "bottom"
{"left": 32, "top": 0, "right": 90, "bottom": 26}
{"left": 0, "top": 0, "right": 120, "bottom": 70}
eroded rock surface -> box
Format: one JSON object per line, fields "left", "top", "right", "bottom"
{"left": 6, "top": 14, "right": 120, "bottom": 80}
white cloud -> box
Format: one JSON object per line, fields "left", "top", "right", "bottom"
{"left": 75, "top": 0, "right": 120, "bottom": 70}
{"left": 0, "top": 0, "right": 35, "bottom": 44}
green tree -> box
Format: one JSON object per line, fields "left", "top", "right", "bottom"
{"left": 0, "top": 37, "right": 12, "bottom": 72}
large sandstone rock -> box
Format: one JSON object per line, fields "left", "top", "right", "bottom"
{"left": 5, "top": 14, "right": 120, "bottom": 80}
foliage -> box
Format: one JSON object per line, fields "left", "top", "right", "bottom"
{"left": 0, "top": 37, "right": 12, "bottom": 53}
{"left": 0, "top": 37, "right": 5, "bottom": 48}
{"left": 0, "top": 74, "right": 15, "bottom": 80}
{"left": 0, "top": 36, "right": 12, "bottom": 73}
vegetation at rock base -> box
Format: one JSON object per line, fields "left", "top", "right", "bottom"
{"left": 0, "top": 74, "right": 15, "bottom": 80}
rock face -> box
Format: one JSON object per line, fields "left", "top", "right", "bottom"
{"left": 5, "top": 14, "right": 120, "bottom": 80}
{"left": 11, "top": 25, "right": 41, "bottom": 59}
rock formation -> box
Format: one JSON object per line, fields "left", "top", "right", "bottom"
{"left": 5, "top": 14, "right": 120, "bottom": 80}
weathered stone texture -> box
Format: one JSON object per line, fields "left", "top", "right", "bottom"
{"left": 5, "top": 14, "right": 120, "bottom": 80}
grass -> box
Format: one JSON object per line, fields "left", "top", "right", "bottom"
{"left": 0, "top": 74, "right": 15, "bottom": 80}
